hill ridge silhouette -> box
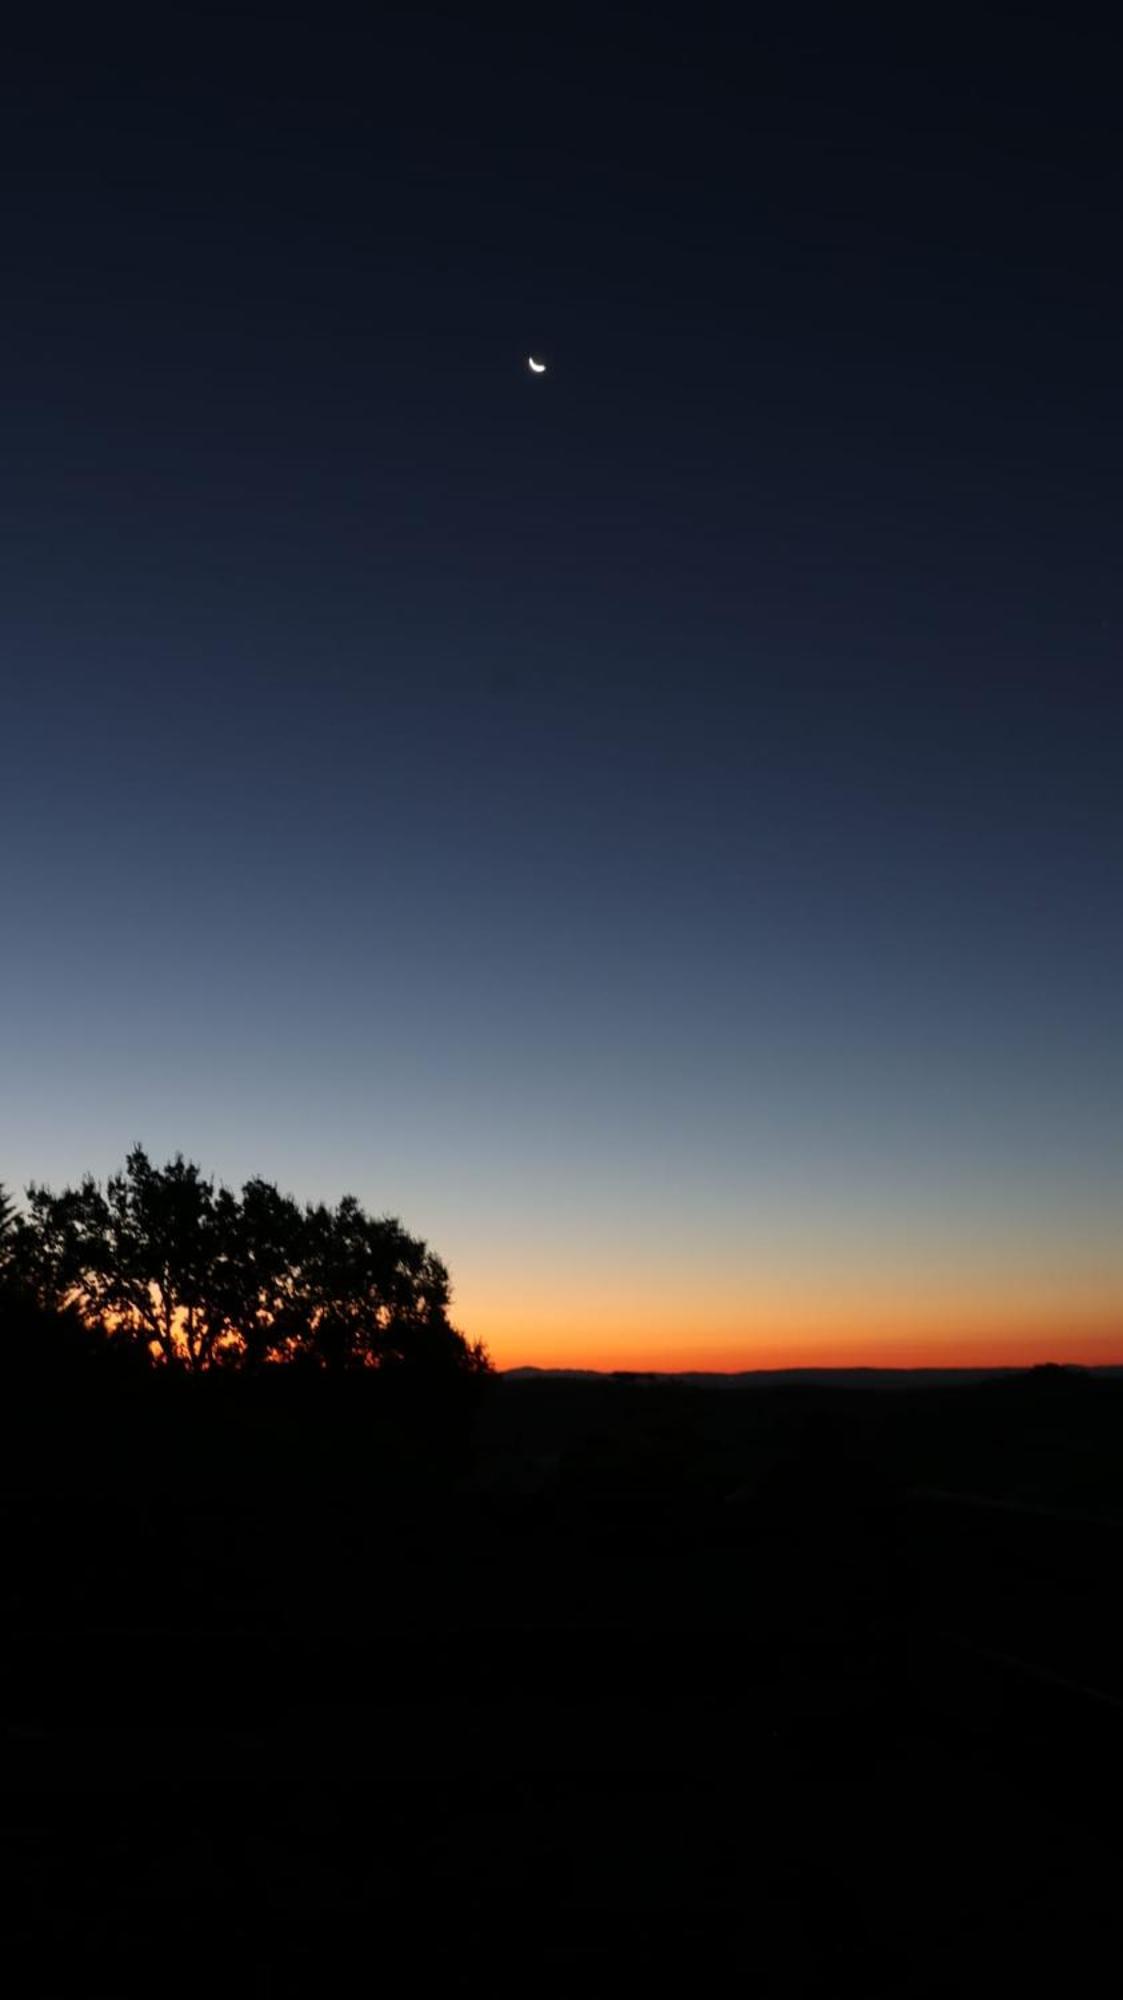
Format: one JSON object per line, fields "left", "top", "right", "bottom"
{"left": 502, "top": 1363, "right": 1122, "bottom": 1387}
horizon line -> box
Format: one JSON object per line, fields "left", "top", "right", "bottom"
{"left": 500, "top": 1360, "right": 1122, "bottom": 1379}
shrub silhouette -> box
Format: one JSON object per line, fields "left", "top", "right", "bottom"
{"left": 8, "top": 1148, "right": 489, "bottom": 1379}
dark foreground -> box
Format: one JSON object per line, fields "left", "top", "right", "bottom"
{"left": 3, "top": 1366, "right": 1122, "bottom": 1995}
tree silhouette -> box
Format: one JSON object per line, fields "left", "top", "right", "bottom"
{"left": 300, "top": 1197, "right": 447, "bottom": 1371}
{"left": 17, "top": 1148, "right": 489, "bottom": 1378}
{"left": 211, "top": 1175, "right": 307, "bottom": 1370}
{"left": 0, "top": 1184, "right": 16, "bottom": 1296}
{"left": 1, "top": 1180, "right": 137, "bottom": 1384}
{"left": 21, "top": 1148, "right": 226, "bottom": 1369}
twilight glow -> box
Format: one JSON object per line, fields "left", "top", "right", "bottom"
{"left": 2, "top": 13, "right": 1121, "bottom": 1372}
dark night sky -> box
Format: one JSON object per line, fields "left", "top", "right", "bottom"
{"left": 3, "top": 4, "right": 1121, "bottom": 1364}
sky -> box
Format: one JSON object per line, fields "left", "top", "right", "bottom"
{"left": 2, "top": 3, "right": 1122, "bottom": 1368}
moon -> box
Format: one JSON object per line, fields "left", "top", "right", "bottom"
{"left": 527, "top": 355, "right": 547, "bottom": 374}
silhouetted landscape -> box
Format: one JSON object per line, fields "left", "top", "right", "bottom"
{"left": 3, "top": 1159, "right": 1123, "bottom": 1992}
{"left": 6, "top": 2, "right": 1123, "bottom": 1990}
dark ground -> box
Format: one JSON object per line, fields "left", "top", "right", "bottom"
{"left": 3, "top": 1365, "right": 1122, "bottom": 1995}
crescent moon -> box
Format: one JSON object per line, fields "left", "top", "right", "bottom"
{"left": 527, "top": 356, "right": 547, "bottom": 374}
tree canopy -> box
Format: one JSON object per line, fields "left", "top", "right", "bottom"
{"left": 4, "top": 1148, "right": 489, "bottom": 1379}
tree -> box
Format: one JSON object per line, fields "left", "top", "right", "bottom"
{"left": 297, "top": 1196, "right": 483, "bottom": 1375}
{"left": 0, "top": 1182, "right": 15, "bottom": 1287}
{"left": 1, "top": 1179, "right": 142, "bottom": 1386}
{"left": 0, "top": 1181, "right": 24, "bottom": 1297}
{"left": 21, "top": 1147, "right": 226, "bottom": 1369}
{"left": 16, "top": 1149, "right": 490, "bottom": 1379}
{"left": 210, "top": 1176, "right": 306, "bottom": 1370}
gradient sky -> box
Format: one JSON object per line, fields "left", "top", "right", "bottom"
{"left": 3, "top": 4, "right": 1122, "bottom": 1367}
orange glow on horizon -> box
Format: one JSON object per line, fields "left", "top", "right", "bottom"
{"left": 456, "top": 1277, "right": 1123, "bottom": 1373}
{"left": 478, "top": 1327, "right": 1123, "bottom": 1373}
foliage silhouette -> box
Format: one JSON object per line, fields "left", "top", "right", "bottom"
{"left": 10, "top": 1147, "right": 490, "bottom": 1379}
{"left": 2, "top": 1182, "right": 140, "bottom": 1387}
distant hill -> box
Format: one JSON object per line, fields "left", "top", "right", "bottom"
{"left": 501, "top": 1364, "right": 1123, "bottom": 1390}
